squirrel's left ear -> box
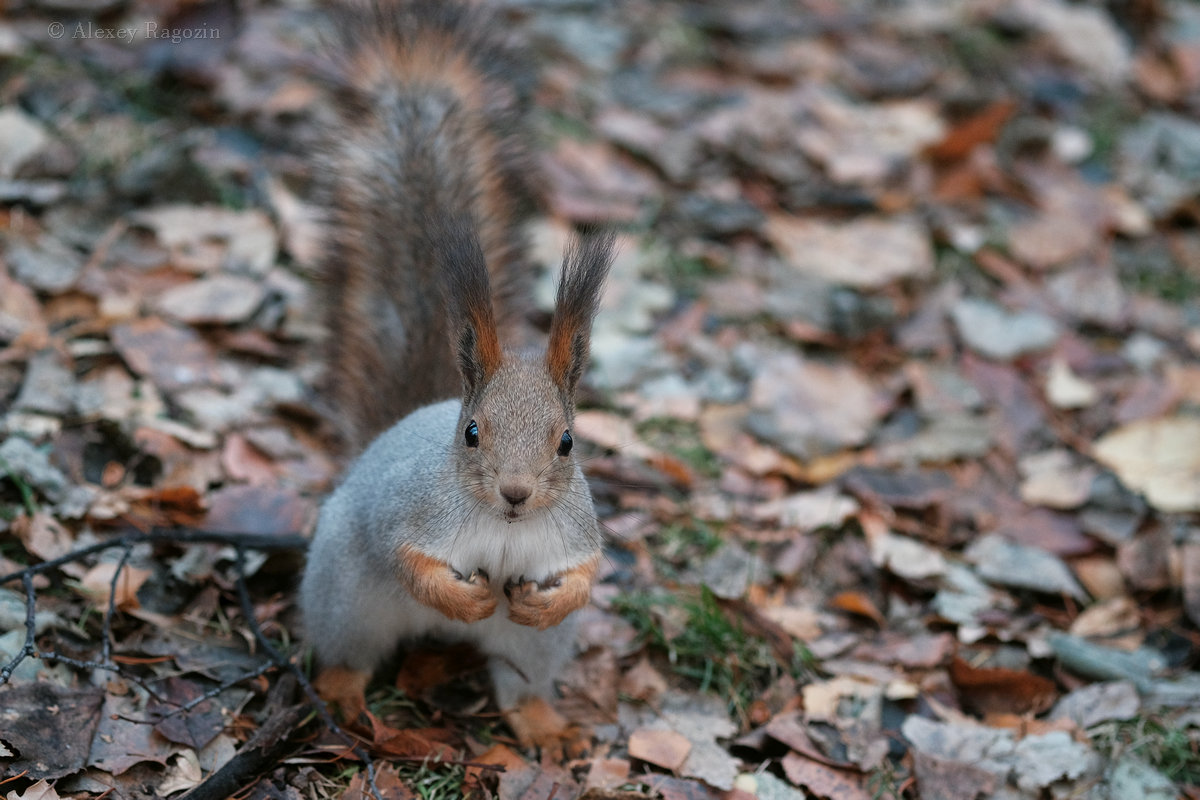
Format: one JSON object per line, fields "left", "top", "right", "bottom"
{"left": 436, "top": 217, "right": 503, "bottom": 402}
{"left": 546, "top": 231, "right": 615, "bottom": 398}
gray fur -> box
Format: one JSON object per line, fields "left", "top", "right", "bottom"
{"left": 300, "top": 393, "right": 601, "bottom": 708}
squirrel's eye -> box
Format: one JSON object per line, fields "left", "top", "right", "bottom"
{"left": 465, "top": 420, "right": 479, "bottom": 448}
{"left": 557, "top": 430, "right": 573, "bottom": 457}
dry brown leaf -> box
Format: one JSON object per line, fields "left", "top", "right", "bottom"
{"left": 927, "top": 100, "right": 1016, "bottom": 162}
{"left": 1069, "top": 596, "right": 1140, "bottom": 640}
{"left": 366, "top": 714, "right": 457, "bottom": 760}
{"left": 110, "top": 317, "right": 224, "bottom": 393}
{"left": 1092, "top": 416, "right": 1200, "bottom": 512}
{"left": 759, "top": 605, "right": 822, "bottom": 641}
{"left": 620, "top": 656, "right": 668, "bottom": 703}
{"left": 628, "top": 728, "right": 692, "bottom": 771}
{"left": 949, "top": 656, "right": 1057, "bottom": 716}
{"left": 5, "top": 780, "right": 63, "bottom": 800}
{"left": 343, "top": 763, "right": 413, "bottom": 800}
{"left": 780, "top": 752, "right": 869, "bottom": 799}
{"left": 766, "top": 215, "right": 933, "bottom": 290}
{"left": 465, "top": 743, "right": 530, "bottom": 794}
{"left": 221, "top": 433, "right": 277, "bottom": 485}
{"left": 585, "top": 757, "right": 632, "bottom": 790}
{"left": 828, "top": 591, "right": 885, "bottom": 627}
{"left": 77, "top": 562, "right": 152, "bottom": 610}
{"left": 12, "top": 512, "right": 74, "bottom": 561}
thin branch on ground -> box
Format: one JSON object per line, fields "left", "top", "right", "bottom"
{"left": 232, "top": 545, "right": 384, "bottom": 800}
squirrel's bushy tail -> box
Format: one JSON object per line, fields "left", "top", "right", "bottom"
{"left": 316, "top": 0, "right": 540, "bottom": 451}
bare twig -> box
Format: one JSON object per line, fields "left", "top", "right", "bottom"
{"left": 101, "top": 543, "right": 134, "bottom": 665}
{"left": 0, "top": 573, "right": 37, "bottom": 684}
{"left": 232, "top": 545, "right": 383, "bottom": 800}
{"left": 0, "top": 527, "right": 308, "bottom": 586}
{"left": 0, "top": 527, "right": 307, "bottom": 689}
{"left": 1, "top": 526, "right": 384, "bottom": 798}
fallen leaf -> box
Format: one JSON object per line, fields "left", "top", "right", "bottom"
{"left": 912, "top": 751, "right": 998, "bottom": 800}
{"left": 927, "top": 100, "right": 1016, "bottom": 162}
{"left": 343, "top": 762, "right": 414, "bottom": 800}
{"left": 0, "top": 684, "right": 105, "bottom": 780}
{"left": 203, "top": 485, "right": 316, "bottom": 537}
{"left": 1011, "top": 731, "right": 1100, "bottom": 791}
{"left": 1092, "top": 416, "right": 1200, "bottom": 512}
{"left": 869, "top": 532, "right": 947, "bottom": 582}
{"left": 110, "top": 317, "right": 225, "bottom": 393}
{"left": 585, "top": 757, "right": 631, "bottom": 790}
{"left": 628, "top": 728, "right": 692, "bottom": 772}
{"left": 780, "top": 752, "right": 869, "bottom": 799}
{"left": 620, "top": 656, "right": 669, "bottom": 703}
{"left": 149, "top": 678, "right": 228, "bottom": 751}
{"left": 965, "top": 534, "right": 1088, "bottom": 600}
{"left": 157, "top": 750, "right": 203, "bottom": 796}
{"left": 754, "top": 487, "right": 860, "bottom": 532}
{"left": 1018, "top": 449, "right": 1097, "bottom": 509}
{"left": 1117, "top": 527, "right": 1174, "bottom": 592}
{"left": 841, "top": 467, "right": 954, "bottom": 510}
{"left": 87, "top": 691, "right": 183, "bottom": 774}
{"left": 951, "top": 298, "right": 1059, "bottom": 360}
{"left": 1049, "top": 681, "right": 1140, "bottom": 729}
{"left": 77, "top": 561, "right": 152, "bottom": 610}
{"left": 949, "top": 656, "right": 1058, "bottom": 715}
{"left": 828, "top": 592, "right": 885, "bottom": 627}
{"left": 157, "top": 274, "right": 266, "bottom": 325}
{"left": 1069, "top": 596, "right": 1140, "bottom": 640}
{"left": 131, "top": 205, "right": 278, "bottom": 276}
{"left": 766, "top": 215, "right": 934, "bottom": 289}
{"left": 12, "top": 511, "right": 74, "bottom": 561}
{"left": 4, "top": 781, "right": 61, "bottom": 800}
{"left": 221, "top": 433, "right": 278, "bottom": 485}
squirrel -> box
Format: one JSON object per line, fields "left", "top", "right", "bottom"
{"left": 299, "top": 0, "right": 615, "bottom": 754}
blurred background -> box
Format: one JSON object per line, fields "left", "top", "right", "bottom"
{"left": 1, "top": 0, "right": 1199, "bottom": 798}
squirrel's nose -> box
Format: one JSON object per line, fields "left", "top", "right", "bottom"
{"left": 500, "top": 485, "right": 532, "bottom": 506}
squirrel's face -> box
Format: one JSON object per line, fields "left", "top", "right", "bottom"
{"left": 454, "top": 357, "right": 576, "bottom": 522}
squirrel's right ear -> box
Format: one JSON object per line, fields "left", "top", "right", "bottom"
{"left": 547, "top": 231, "right": 616, "bottom": 398}
{"left": 436, "top": 218, "right": 502, "bottom": 400}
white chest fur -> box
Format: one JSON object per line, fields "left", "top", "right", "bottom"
{"left": 423, "top": 510, "right": 582, "bottom": 585}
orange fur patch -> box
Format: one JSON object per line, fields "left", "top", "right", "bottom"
{"left": 504, "top": 696, "right": 589, "bottom": 760}
{"left": 545, "top": 310, "right": 580, "bottom": 390}
{"left": 397, "top": 544, "right": 499, "bottom": 623}
{"left": 506, "top": 554, "right": 599, "bottom": 630}
{"left": 313, "top": 665, "right": 370, "bottom": 719}
{"left": 469, "top": 303, "right": 503, "bottom": 379}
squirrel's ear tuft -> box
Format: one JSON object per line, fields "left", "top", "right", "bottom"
{"left": 547, "top": 230, "right": 615, "bottom": 398}
{"left": 434, "top": 216, "right": 502, "bottom": 398}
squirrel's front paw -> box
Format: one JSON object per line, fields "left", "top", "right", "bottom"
{"left": 439, "top": 568, "right": 498, "bottom": 623}
{"left": 505, "top": 575, "right": 582, "bottom": 630}
{"left": 399, "top": 545, "right": 498, "bottom": 623}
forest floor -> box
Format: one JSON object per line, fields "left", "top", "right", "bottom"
{"left": 2, "top": 0, "right": 1200, "bottom": 798}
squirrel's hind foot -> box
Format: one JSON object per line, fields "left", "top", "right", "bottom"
{"left": 504, "top": 696, "right": 590, "bottom": 762}
{"left": 313, "top": 665, "right": 370, "bottom": 721}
